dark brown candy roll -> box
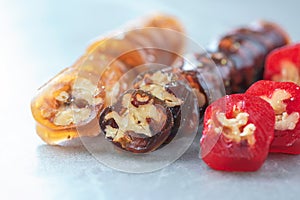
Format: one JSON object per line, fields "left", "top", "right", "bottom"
{"left": 177, "top": 70, "right": 209, "bottom": 117}
{"left": 176, "top": 54, "right": 225, "bottom": 116}
{"left": 215, "top": 21, "right": 290, "bottom": 93}
{"left": 195, "top": 52, "right": 236, "bottom": 95}
{"left": 133, "top": 70, "right": 185, "bottom": 144}
{"left": 232, "top": 21, "right": 290, "bottom": 52}
{"left": 99, "top": 90, "right": 173, "bottom": 153}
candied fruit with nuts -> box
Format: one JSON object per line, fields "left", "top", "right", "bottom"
{"left": 99, "top": 90, "right": 174, "bottom": 153}
{"left": 200, "top": 94, "right": 275, "bottom": 171}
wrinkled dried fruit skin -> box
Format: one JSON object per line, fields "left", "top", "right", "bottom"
{"left": 213, "top": 21, "right": 290, "bottom": 93}
{"left": 246, "top": 80, "right": 300, "bottom": 154}
{"left": 31, "top": 14, "right": 185, "bottom": 144}
{"left": 201, "top": 94, "right": 275, "bottom": 171}
{"left": 99, "top": 90, "right": 174, "bottom": 153}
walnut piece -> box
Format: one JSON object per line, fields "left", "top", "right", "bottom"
{"left": 261, "top": 89, "right": 299, "bottom": 131}
{"left": 141, "top": 71, "right": 174, "bottom": 85}
{"left": 55, "top": 91, "right": 70, "bottom": 102}
{"left": 72, "top": 78, "right": 103, "bottom": 105}
{"left": 139, "top": 84, "right": 183, "bottom": 107}
{"left": 272, "top": 60, "right": 300, "bottom": 85}
{"left": 215, "top": 110, "right": 256, "bottom": 146}
{"left": 52, "top": 78, "right": 103, "bottom": 126}
{"left": 53, "top": 107, "right": 91, "bottom": 126}
{"left": 135, "top": 71, "right": 183, "bottom": 107}
{"left": 275, "top": 112, "right": 300, "bottom": 130}
{"left": 104, "top": 93, "right": 167, "bottom": 140}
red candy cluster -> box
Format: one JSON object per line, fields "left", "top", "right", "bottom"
{"left": 201, "top": 43, "right": 300, "bottom": 172}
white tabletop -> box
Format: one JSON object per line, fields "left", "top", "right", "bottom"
{"left": 1, "top": 0, "right": 300, "bottom": 199}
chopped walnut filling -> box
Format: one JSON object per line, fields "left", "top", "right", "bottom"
{"left": 55, "top": 91, "right": 69, "bottom": 102}
{"left": 142, "top": 71, "right": 174, "bottom": 85}
{"left": 50, "top": 78, "right": 103, "bottom": 126}
{"left": 104, "top": 93, "right": 167, "bottom": 141}
{"left": 272, "top": 60, "right": 300, "bottom": 85}
{"left": 72, "top": 78, "right": 103, "bottom": 105}
{"left": 53, "top": 108, "right": 91, "bottom": 126}
{"left": 139, "top": 84, "right": 183, "bottom": 107}
{"left": 261, "top": 89, "right": 300, "bottom": 131}
{"left": 135, "top": 92, "right": 150, "bottom": 102}
{"left": 214, "top": 110, "right": 256, "bottom": 146}
{"left": 275, "top": 112, "right": 300, "bottom": 130}
{"left": 135, "top": 71, "right": 183, "bottom": 107}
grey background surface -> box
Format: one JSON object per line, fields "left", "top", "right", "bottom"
{"left": 1, "top": 0, "right": 300, "bottom": 199}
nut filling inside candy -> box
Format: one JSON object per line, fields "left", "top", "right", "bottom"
{"left": 261, "top": 89, "right": 300, "bottom": 131}
{"left": 209, "top": 102, "right": 256, "bottom": 146}
{"left": 272, "top": 61, "right": 300, "bottom": 85}
{"left": 134, "top": 71, "right": 183, "bottom": 107}
{"left": 50, "top": 78, "right": 103, "bottom": 126}
{"left": 104, "top": 93, "right": 168, "bottom": 143}
{"left": 215, "top": 112, "right": 256, "bottom": 146}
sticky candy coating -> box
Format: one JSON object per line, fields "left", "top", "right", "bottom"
{"left": 31, "top": 14, "right": 185, "bottom": 145}
{"left": 264, "top": 43, "right": 300, "bottom": 85}
{"left": 246, "top": 80, "right": 300, "bottom": 154}
{"left": 99, "top": 90, "right": 173, "bottom": 153}
{"left": 215, "top": 21, "right": 290, "bottom": 93}
{"left": 133, "top": 70, "right": 186, "bottom": 145}
{"left": 201, "top": 94, "right": 275, "bottom": 171}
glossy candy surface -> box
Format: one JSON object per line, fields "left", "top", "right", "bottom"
{"left": 246, "top": 80, "right": 300, "bottom": 154}
{"left": 213, "top": 21, "right": 290, "bottom": 93}
{"left": 264, "top": 43, "right": 300, "bottom": 85}
{"left": 99, "top": 90, "right": 173, "bottom": 153}
{"left": 201, "top": 94, "right": 275, "bottom": 171}
{"left": 31, "top": 14, "right": 185, "bottom": 144}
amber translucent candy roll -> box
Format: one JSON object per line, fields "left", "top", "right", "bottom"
{"left": 31, "top": 14, "right": 185, "bottom": 145}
